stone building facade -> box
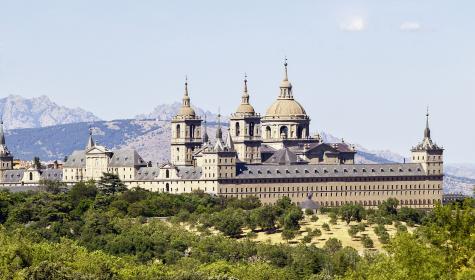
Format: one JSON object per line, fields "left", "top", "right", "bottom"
{"left": 0, "top": 62, "right": 444, "bottom": 209}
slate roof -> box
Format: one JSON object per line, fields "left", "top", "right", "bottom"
{"left": 236, "top": 163, "right": 425, "bottom": 179}
{"left": 264, "top": 148, "right": 307, "bottom": 165}
{"left": 136, "top": 167, "right": 160, "bottom": 180}
{"left": 135, "top": 166, "right": 203, "bottom": 180}
{"left": 63, "top": 151, "right": 86, "bottom": 168}
{"left": 1, "top": 169, "right": 63, "bottom": 183}
{"left": 40, "top": 169, "right": 63, "bottom": 181}
{"left": 109, "top": 149, "right": 147, "bottom": 167}
{"left": 2, "top": 170, "right": 24, "bottom": 183}
{"left": 177, "top": 166, "right": 202, "bottom": 179}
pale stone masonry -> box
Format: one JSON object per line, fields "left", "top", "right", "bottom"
{"left": 0, "top": 62, "right": 444, "bottom": 209}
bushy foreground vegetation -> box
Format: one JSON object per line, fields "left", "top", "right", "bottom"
{"left": 0, "top": 177, "right": 474, "bottom": 279}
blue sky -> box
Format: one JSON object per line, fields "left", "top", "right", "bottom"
{"left": 0, "top": 0, "right": 473, "bottom": 163}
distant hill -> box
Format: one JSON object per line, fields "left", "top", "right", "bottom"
{"left": 136, "top": 102, "right": 223, "bottom": 122}
{"left": 0, "top": 95, "right": 101, "bottom": 129}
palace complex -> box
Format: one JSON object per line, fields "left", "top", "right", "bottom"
{"left": 0, "top": 62, "right": 444, "bottom": 208}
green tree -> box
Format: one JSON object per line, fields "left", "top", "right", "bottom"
{"left": 97, "top": 173, "right": 126, "bottom": 195}
{"left": 33, "top": 156, "right": 42, "bottom": 169}
{"left": 250, "top": 205, "right": 277, "bottom": 232}
{"left": 361, "top": 235, "right": 374, "bottom": 248}
{"left": 69, "top": 180, "right": 97, "bottom": 206}
{"left": 0, "top": 191, "right": 11, "bottom": 224}
{"left": 281, "top": 229, "right": 296, "bottom": 242}
{"left": 324, "top": 238, "right": 342, "bottom": 254}
{"left": 282, "top": 207, "right": 303, "bottom": 231}
{"left": 378, "top": 198, "right": 399, "bottom": 216}
{"left": 340, "top": 204, "right": 365, "bottom": 224}
{"left": 39, "top": 179, "right": 66, "bottom": 194}
{"left": 213, "top": 208, "right": 244, "bottom": 237}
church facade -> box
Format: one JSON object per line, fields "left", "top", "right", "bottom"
{"left": 0, "top": 62, "right": 444, "bottom": 209}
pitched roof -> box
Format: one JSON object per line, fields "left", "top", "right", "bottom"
{"left": 109, "top": 149, "right": 147, "bottom": 167}
{"left": 236, "top": 163, "right": 425, "bottom": 179}
{"left": 264, "top": 148, "right": 306, "bottom": 165}
{"left": 2, "top": 170, "right": 24, "bottom": 183}
{"left": 63, "top": 151, "right": 86, "bottom": 168}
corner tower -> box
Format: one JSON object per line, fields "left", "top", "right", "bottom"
{"left": 411, "top": 109, "right": 444, "bottom": 176}
{"left": 230, "top": 75, "right": 262, "bottom": 164}
{"left": 171, "top": 79, "right": 203, "bottom": 166}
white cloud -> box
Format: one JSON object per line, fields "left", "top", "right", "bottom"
{"left": 340, "top": 18, "right": 366, "bottom": 32}
{"left": 400, "top": 21, "right": 422, "bottom": 31}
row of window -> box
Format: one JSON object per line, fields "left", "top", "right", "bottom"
{"left": 224, "top": 183, "right": 441, "bottom": 193}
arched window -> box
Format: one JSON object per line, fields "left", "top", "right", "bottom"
{"left": 265, "top": 126, "right": 271, "bottom": 139}
{"left": 249, "top": 122, "right": 255, "bottom": 136}
{"left": 166, "top": 169, "right": 170, "bottom": 178}
{"left": 190, "top": 125, "right": 195, "bottom": 138}
{"left": 297, "top": 126, "right": 303, "bottom": 138}
{"left": 166, "top": 183, "right": 170, "bottom": 192}
{"left": 176, "top": 125, "right": 181, "bottom": 138}
{"left": 29, "top": 172, "right": 33, "bottom": 181}
{"left": 280, "top": 126, "right": 288, "bottom": 139}
{"left": 235, "top": 122, "right": 240, "bottom": 136}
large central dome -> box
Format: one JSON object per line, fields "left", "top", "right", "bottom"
{"left": 265, "top": 99, "right": 306, "bottom": 117}
{"left": 264, "top": 61, "right": 308, "bottom": 119}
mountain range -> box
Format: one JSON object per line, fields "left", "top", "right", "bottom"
{"left": 0, "top": 95, "right": 101, "bottom": 129}
{"left": 1, "top": 95, "right": 474, "bottom": 196}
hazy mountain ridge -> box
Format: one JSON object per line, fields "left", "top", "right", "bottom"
{"left": 0, "top": 95, "right": 101, "bottom": 129}
{"left": 136, "top": 102, "right": 223, "bottom": 122}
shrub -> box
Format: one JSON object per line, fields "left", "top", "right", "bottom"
{"left": 322, "top": 223, "right": 330, "bottom": 231}
{"left": 281, "top": 229, "right": 296, "bottom": 242}
{"left": 348, "top": 226, "right": 359, "bottom": 237}
{"left": 329, "top": 212, "right": 338, "bottom": 225}
{"left": 396, "top": 223, "right": 408, "bottom": 233}
{"left": 379, "top": 231, "right": 390, "bottom": 244}
{"left": 313, "top": 228, "right": 322, "bottom": 237}
{"left": 361, "top": 235, "right": 374, "bottom": 248}
{"left": 302, "top": 234, "right": 313, "bottom": 244}
{"left": 305, "top": 209, "right": 314, "bottom": 216}
{"left": 374, "top": 224, "right": 386, "bottom": 236}
{"left": 324, "top": 238, "right": 342, "bottom": 253}
{"left": 310, "top": 215, "right": 319, "bottom": 222}
{"left": 357, "top": 222, "right": 366, "bottom": 232}
{"left": 246, "top": 231, "right": 257, "bottom": 239}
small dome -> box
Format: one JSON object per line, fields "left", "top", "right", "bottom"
{"left": 265, "top": 99, "right": 307, "bottom": 117}
{"left": 177, "top": 106, "right": 196, "bottom": 117}
{"left": 236, "top": 103, "right": 255, "bottom": 115}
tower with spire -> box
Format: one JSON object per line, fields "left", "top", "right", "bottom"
{"left": 411, "top": 108, "right": 444, "bottom": 176}
{"left": 0, "top": 120, "right": 14, "bottom": 180}
{"left": 229, "top": 74, "right": 262, "bottom": 164}
{"left": 260, "top": 58, "right": 314, "bottom": 150}
{"left": 171, "top": 78, "right": 203, "bottom": 166}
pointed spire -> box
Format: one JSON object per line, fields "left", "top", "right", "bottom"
{"left": 424, "top": 106, "right": 431, "bottom": 139}
{"left": 203, "top": 115, "right": 209, "bottom": 143}
{"left": 284, "top": 56, "right": 289, "bottom": 81}
{"left": 216, "top": 110, "right": 223, "bottom": 140}
{"left": 241, "top": 73, "right": 250, "bottom": 104}
{"left": 279, "top": 57, "right": 293, "bottom": 99}
{"left": 0, "top": 119, "right": 5, "bottom": 145}
{"left": 183, "top": 76, "right": 191, "bottom": 107}
{"left": 86, "top": 126, "right": 95, "bottom": 149}
{"left": 225, "top": 128, "right": 234, "bottom": 150}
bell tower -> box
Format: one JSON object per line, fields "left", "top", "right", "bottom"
{"left": 229, "top": 75, "right": 262, "bottom": 164}
{"left": 171, "top": 78, "right": 203, "bottom": 166}
{"left": 411, "top": 108, "right": 444, "bottom": 176}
